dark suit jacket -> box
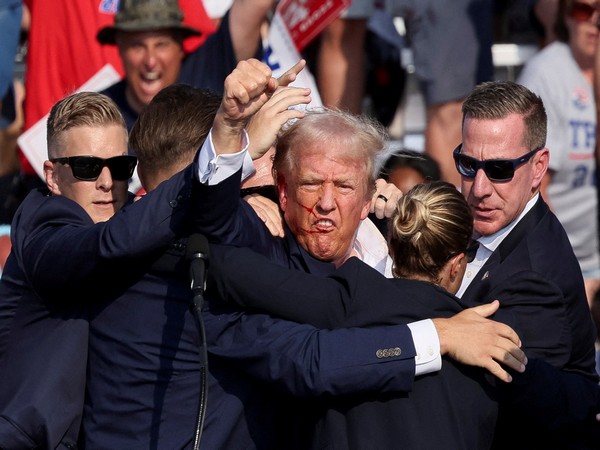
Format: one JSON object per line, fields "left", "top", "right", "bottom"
{"left": 194, "top": 168, "right": 420, "bottom": 387}
{"left": 209, "top": 243, "right": 600, "bottom": 450}
{"left": 84, "top": 237, "right": 427, "bottom": 449}
{"left": 461, "top": 196, "right": 596, "bottom": 376}
{"left": 0, "top": 162, "right": 426, "bottom": 448}
{"left": 83, "top": 237, "right": 291, "bottom": 449}
{"left": 459, "top": 196, "right": 599, "bottom": 449}
{"left": 0, "top": 163, "right": 196, "bottom": 448}
{"left": 209, "top": 246, "right": 498, "bottom": 449}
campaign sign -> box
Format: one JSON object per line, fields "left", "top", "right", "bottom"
{"left": 277, "top": 0, "right": 350, "bottom": 51}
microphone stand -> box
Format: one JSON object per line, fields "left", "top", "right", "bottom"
{"left": 186, "top": 234, "right": 210, "bottom": 450}
{"left": 191, "top": 287, "right": 208, "bottom": 450}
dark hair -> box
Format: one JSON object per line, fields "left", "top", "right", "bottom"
{"left": 462, "top": 80, "right": 547, "bottom": 150}
{"left": 389, "top": 181, "right": 473, "bottom": 283}
{"left": 379, "top": 149, "right": 441, "bottom": 183}
{"left": 130, "top": 84, "right": 221, "bottom": 173}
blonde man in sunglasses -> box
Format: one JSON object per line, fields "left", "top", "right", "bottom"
{"left": 455, "top": 80, "right": 598, "bottom": 448}
{"left": 0, "top": 65, "right": 276, "bottom": 446}
{"left": 43, "top": 93, "right": 135, "bottom": 224}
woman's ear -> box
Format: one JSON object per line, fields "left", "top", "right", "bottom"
{"left": 449, "top": 253, "right": 465, "bottom": 282}
{"left": 439, "top": 252, "right": 467, "bottom": 295}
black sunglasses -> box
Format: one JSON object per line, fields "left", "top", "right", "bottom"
{"left": 448, "top": 241, "right": 480, "bottom": 264}
{"left": 50, "top": 155, "right": 137, "bottom": 181}
{"left": 453, "top": 144, "right": 543, "bottom": 182}
{"left": 570, "top": 1, "right": 599, "bottom": 22}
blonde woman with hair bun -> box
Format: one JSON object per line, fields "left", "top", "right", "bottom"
{"left": 389, "top": 180, "right": 478, "bottom": 295}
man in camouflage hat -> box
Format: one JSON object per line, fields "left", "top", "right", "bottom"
{"left": 97, "top": 0, "right": 274, "bottom": 131}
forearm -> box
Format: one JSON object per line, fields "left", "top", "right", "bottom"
{"left": 229, "top": 0, "right": 274, "bottom": 61}
{"left": 204, "top": 305, "right": 418, "bottom": 398}
{"left": 22, "top": 165, "right": 195, "bottom": 291}
{"left": 208, "top": 244, "right": 352, "bottom": 328}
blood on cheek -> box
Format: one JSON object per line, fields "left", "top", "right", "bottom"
{"left": 297, "top": 200, "right": 325, "bottom": 235}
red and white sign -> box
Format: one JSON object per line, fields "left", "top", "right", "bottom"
{"left": 276, "top": 0, "right": 351, "bottom": 51}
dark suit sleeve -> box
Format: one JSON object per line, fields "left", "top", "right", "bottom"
{"left": 208, "top": 244, "right": 462, "bottom": 329}
{"left": 12, "top": 164, "right": 196, "bottom": 299}
{"left": 484, "top": 271, "right": 582, "bottom": 369}
{"left": 499, "top": 358, "right": 600, "bottom": 445}
{"left": 191, "top": 167, "right": 277, "bottom": 252}
{"left": 204, "top": 303, "right": 418, "bottom": 398}
{"left": 178, "top": 10, "right": 239, "bottom": 94}
{"left": 208, "top": 244, "right": 364, "bottom": 328}
{"left": 0, "top": 301, "right": 87, "bottom": 449}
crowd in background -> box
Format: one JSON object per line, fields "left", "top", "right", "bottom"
{"left": 0, "top": 1, "right": 563, "bottom": 227}
{"left": 1, "top": 0, "right": 600, "bottom": 448}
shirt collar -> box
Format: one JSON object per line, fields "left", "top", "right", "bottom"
{"left": 354, "top": 218, "right": 394, "bottom": 277}
{"left": 476, "top": 193, "right": 539, "bottom": 252}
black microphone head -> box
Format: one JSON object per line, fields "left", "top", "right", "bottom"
{"left": 186, "top": 233, "right": 210, "bottom": 261}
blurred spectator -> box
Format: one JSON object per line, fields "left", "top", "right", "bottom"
{"left": 389, "top": 0, "right": 494, "bottom": 188}
{"left": 592, "top": 0, "right": 600, "bottom": 374}
{"left": 0, "top": 80, "right": 26, "bottom": 225}
{"left": 96, "top": 0, "right": 202, "bottom": 131}
{"left": 98, "top": 0, "right": 273, "bottom": 131}
{"left": 518, "top": 0, "right": 600, "bottom": 311}
{"left": 17, "top": 0, "right": 213, "bottom": 177}
{"left": 364, "top": 7, "right": 406, "bottom": 127}
{"left": 0, "top": 0, "right": 22, "bottom": 125}
{"left": 0, "top": 1, "right": 27, "bottom": 229}
{"left": 379, "top": 149, "right": 441, "bottom": 193}
{"left": 532, "top": 0, "right": 559, "bottom": 46}
{"left": 315, "top": 1, "right": 374, "bottom": 114}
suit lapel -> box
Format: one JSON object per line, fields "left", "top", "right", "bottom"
{"left": 494, "top": 196, "right": 548, "bottom": 263}
{"left": 463, "top": 196, "right": 549, "bottom": 302}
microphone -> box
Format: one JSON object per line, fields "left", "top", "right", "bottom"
{"left": 185, "top": 234, "right": 210, "bottom": 450}
{"left": 186, "top": 234, "right": 210, "bottom": 298}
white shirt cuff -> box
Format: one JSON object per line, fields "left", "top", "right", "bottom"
{"left": 407, "top": 319, "right": 442, "bottom": 375}
{"left": 197, "top": 128, "right": 253, "bottom": 184}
